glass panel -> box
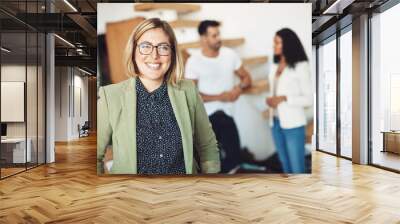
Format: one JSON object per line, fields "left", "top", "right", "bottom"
{"left": 339, "top": 29, "right": 352, "bottom": 158}
{"left": 390, "top": 74, "right": 400, "bottom": 130}
{"left": 371, "top": 3, "right": 400, "bottom": 171}
{"left": 0, "top": 1, "right": 46, "bottom": 178}
{"left": 1, "top": 31, "right": 27, "bottom": 177}
{"left": 318, "top": 37, "right": 337, "bottom": 154}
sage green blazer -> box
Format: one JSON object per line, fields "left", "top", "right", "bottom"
{"left": 97, "top": 77, "right": 221, "bottom": 174}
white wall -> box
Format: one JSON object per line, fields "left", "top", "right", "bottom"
{"left": 55, "top": 67, "right": 68, "bottom": 141}
{"left": 1, "top": 65, "right": 26, "bottom": 81}
{"left": 98, "top": 3, "right": 180, "bottom": 35}
{"left": 72, "top": 73, "right": 89, "bottom": 138}
{"left": 55, "top": 67, "right": 89, "bottom": 141}
{"left": 97, "top": 3, "right": 312, "bottom": 160}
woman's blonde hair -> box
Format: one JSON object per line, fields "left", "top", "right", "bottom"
{"left": 124, "top": 18, "right": 184, "bottom": 85}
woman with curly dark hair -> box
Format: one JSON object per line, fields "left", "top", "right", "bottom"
{"left": 266, "top": 28, "right": 312, "bottom": 173}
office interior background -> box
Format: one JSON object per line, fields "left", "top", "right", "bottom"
{"left": 0, "top": 0, "right": 399, "bottom": 223}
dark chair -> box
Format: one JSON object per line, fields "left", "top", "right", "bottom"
{"left": 78, "top": 121, "right": 90, "bottom": 138}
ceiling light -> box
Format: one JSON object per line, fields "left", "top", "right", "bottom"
{"left": 54, "top": 34, "right": 75, "bottom": 48}
{"left": 323, "top": 0, "right": 354, "bottom": 15}
{"left": 63, "top": 0, "right": 78, "bottom": 12}
{"left": 1, "top": 47, "right": 11, "bottom": 53}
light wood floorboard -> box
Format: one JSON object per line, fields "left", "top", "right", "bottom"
{"left": 0, "top": 135, "right": 399, "bottom": 223}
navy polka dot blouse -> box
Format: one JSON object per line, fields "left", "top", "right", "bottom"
{"left": 136, "top": 78, "right": 186, "bottom": 175}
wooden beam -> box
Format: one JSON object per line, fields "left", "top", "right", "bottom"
{"left": 67, "top": 14, "right": 97, "bottom": 38}
{"left": 134, "top": 3, "right": 201, "bottom": 14}
{"left": 179, "top": 38, "right": 245, "bottom": 50}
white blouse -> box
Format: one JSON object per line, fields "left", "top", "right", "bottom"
{"left": 268, "top": 61, "right": 313, "bottom": 129}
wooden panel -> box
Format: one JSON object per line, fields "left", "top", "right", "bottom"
{"left": 179, "top": 38, "right": 245, "bottom": 50}
{"left": 105, "top": 17, "right": 145, "bottom": 84}
{"left": 242, "top": 56, "right": 268, "bottom": 67}
{"left": 220, "top": 38, "right": 245, "bottom": 48}
{"left": 134, "top": 3, "right": 201, "bottom": 14}
{"left": 169, "top": 19, "right": 200, "bottom": 29}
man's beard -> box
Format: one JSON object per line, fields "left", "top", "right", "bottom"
{"left": 210, "top": 41, "right": 222, "bottom": 51}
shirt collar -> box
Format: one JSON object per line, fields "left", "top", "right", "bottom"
{"left": 136, "top": 77, "right": 167, "bottom": 101}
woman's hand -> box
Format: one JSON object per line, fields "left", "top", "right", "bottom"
{"left": 103, "top": 146, "right": 113, "bottom": 174}
{"left": 266, "top": 96, "right": 287, "bottom": 108}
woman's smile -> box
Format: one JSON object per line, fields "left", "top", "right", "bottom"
{"left": 145, "top": 62, "right": 162, "bottom": 70}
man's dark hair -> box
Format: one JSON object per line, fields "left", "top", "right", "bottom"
{"left": 274, "top": 28, "right": 308, "bottom": 68}
{"left": 198, "top": 20, "right": 220, "bottom": 36}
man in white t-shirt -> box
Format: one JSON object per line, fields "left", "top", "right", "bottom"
{"left": 185, "top": 20, "right": 252, "bottom": 173}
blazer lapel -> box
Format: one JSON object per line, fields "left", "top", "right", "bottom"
{"left": 120, "top": 78, "right": 137, "bottom": 173}
{"left": 168, "top": 84, "right": 193, "bottom": 174}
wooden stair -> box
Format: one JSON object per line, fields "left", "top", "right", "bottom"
{"left": 243, "top": 79, "right": 269, "bottom": 95}
{"left": 134, "top": 3, "right": 201, "bottom": 14}
{"left": 169, "top": 20, "right": 200, "bottom": 29}
{"left": 179, "top": 38, "right": 245, "bottom": 50}
{"left": 242, "top": 56, "right": 268, "bottom": 67}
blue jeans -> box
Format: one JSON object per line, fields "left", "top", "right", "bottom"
{"left": 271, "top": 117, "right": 305, "bottom": 173}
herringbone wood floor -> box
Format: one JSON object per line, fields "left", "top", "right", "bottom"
{"left": 1, "top": 134, "right": 399, "bottom": 224}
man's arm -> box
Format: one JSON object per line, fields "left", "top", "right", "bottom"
{"left": 190, "top": 79, "right": 233, "bottom": 103}
{"left": 234, "top": 65, "right": 252, "bottom": 90}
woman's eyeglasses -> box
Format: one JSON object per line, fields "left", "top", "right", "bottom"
{"left": 137, "top": 42, "right": 172, "bottom": 56}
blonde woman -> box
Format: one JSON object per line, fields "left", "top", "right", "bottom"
{"left": 97, "top": 18, "right": 220, "bottom": 175}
